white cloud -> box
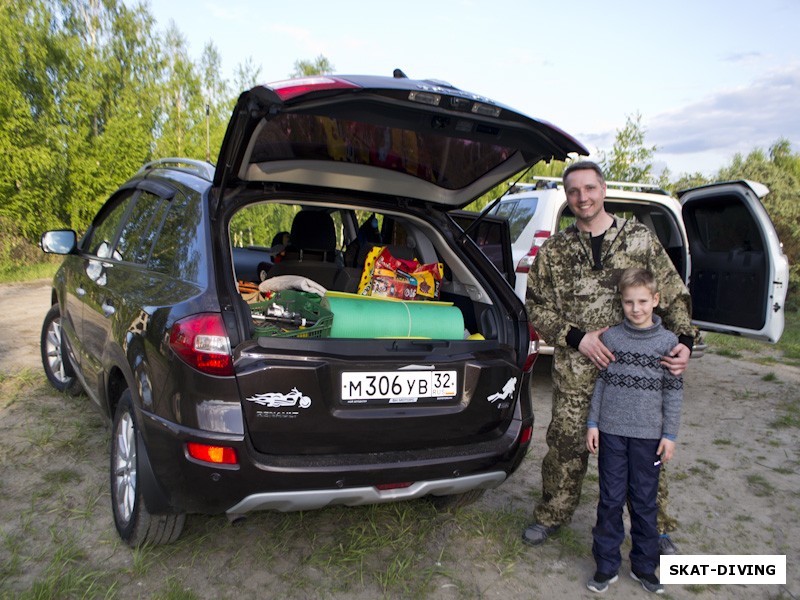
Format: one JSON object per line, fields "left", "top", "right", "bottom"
{"left": 648, "top": 64, "right": 800, "bottom": 161}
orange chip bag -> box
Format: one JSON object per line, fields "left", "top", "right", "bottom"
{"left": 358, "top": 246, "right": 443, "bottom": 300}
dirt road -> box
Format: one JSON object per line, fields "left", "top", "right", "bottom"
{"left": 0, "top": 281, "right": 797, "bottom": 598}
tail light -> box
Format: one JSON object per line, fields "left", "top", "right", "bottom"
{"left": 375, "top": 482, "right": 414, "bottom": 491}
{"left": 520, "top": 424, "right": 533, "bottom": 446}
{"left": 523, "top": 323, "right": 540, "bottom": 372}
{"left": 187, "top": 442, "right": 238, "bottom": 465}
{"left": 515, "top": 230, "right": 551, "bottom": 273}
{"left": 169, "top": 313, "right": 233, "bottom": 376}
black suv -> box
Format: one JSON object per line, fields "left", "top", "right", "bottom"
{"left": 40, "top": 74, "right": 587, "bottom": 546}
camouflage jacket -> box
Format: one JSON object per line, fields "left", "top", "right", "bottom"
{"left": 525, "top": 215, "right": 694, "bottom": 393}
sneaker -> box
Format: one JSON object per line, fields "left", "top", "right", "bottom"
{"left": 521, "top": 522, "right": 560, "bottom": 546}
{"left": 630, "top": 570, "right": 664, "bottom": 594}
{"left": 587, "top": 571, "right": 618, "bottom": 593}
{"left": 658, "top": 534, "right": 679, "bottom": 555}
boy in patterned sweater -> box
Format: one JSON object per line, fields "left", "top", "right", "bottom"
{"left": 585, "top": 267, "right": 683, "bottom": 594}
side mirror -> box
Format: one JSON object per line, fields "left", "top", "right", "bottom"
{"left": 41, "top": 230, "right": 77, "bottom": 255}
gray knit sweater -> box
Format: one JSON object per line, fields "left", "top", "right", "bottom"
{"left": 587, "top": 315, "right": 683, "bottom": 440}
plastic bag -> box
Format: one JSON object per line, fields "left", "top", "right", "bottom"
{"left": 357, "top": 246, "right": 443, "bottom": 300}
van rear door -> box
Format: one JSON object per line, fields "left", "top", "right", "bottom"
{"left": 679, "top": 180, "right": 789, "bottom": 343}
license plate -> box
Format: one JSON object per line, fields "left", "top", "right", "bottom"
{"left": 341, "top": 370, "right": 457, "bottom": 403}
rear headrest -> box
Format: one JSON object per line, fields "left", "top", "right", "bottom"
{"left": 290, "top": 211, "right": 336, "bottom": 251}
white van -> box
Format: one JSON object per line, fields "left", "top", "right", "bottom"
{"left": 482, "top": 177, "right": 790, "bottom": 354}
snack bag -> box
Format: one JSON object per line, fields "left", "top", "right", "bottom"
{"left": 358, "top": 246, "right": 443, "bottom": 300}
{"left": 412, "top": 261, "right": 443, "bottom": 300}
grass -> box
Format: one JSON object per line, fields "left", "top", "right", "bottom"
{"left": 1, "top": 277, "right": 797, "bottom": 597}
{"left": 0, "top": 261, "right": 59, "bottom": 284}
{"left": 1, "top": 356, "right": 554, "bottom": 599}
{"left": 705, "top": 309, "right": 800, "bottom": 365}
{"left": 746, "top": 474, "right": 776, "bottom": 497}
{"left": 771, "top": 396, "right": 800, "bottom": 429}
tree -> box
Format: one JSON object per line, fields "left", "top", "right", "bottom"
{"left": 153, "top": 23, "right": 205, "bottom": 159}
{"left": 199, "top": 42, "right": 228, "bottom": 162}
{"left": 233, "top": 57, "right": 262, "bottom": 95}
{"left": 56, "top": 0, "right": 162, "bottom": 229}
{"left": 665, "top": 172, "right": 710, "bottom": 195}
{"left": 290, "top": 55, "right": 334, "bottom": 78}
{"left": 598, "top": 112, "right": 657, "bottom": 183}
{"left": 0, "top": 0, "right": 67, "bottom": 238}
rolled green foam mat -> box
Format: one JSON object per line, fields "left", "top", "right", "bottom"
{"left": 325, "top": 295, "right": 464, "bottom": 339}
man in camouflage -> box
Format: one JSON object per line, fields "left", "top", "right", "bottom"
{"left": 523, "top": 161, "right": 694, "bottom": 555}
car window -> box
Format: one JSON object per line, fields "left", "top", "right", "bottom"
{"left": 489, "top": 198, "right": 539, "bottom": 243}
{"left": 115, "top": 191, "right": 167, "bottom": 264}
{"left": 248, "top": 113, "right": 516, "bottom": 190}
{"left": 149, "top": 192, "right": 206, "bottom": 283}
{"left": 88, "top": 191, "right": 134, "bottom": 258}
{"left": 232, "top": 204, "right": 348, "bottom": 251}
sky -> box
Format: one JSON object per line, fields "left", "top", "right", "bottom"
{"left": 142, "top": 0, "right": 800, "bottom": 178}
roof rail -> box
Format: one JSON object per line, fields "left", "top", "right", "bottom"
{"left": 508, "top": 175, "right": 668, "bottom": 195}
{"left": 604, "top": 179, "right": 666, "bottom": 193}
{"left": 507, "top": 176, "right": 562, "bottom": 193}
{"left": 137, "top": 158, "right": 215, "bottom": 182}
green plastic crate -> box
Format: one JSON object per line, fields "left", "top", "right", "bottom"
{"left": 251, "top": 290, "right": 333, "bottom": 338}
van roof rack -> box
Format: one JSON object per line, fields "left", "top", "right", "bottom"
{"left": 137, "top": 158, "right": 215, "bottom": 182}
{"left": 507, "top": 175, "right": 668, "bottom": 195}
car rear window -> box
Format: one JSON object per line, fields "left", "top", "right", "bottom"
{"left": 248, "top": 113, "right": 515, "bottom": 190}
{"left": 488, "top": 198, "right": 540, "bottom": 243}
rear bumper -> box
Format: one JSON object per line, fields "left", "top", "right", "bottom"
{"left": 225, "top": 471, "right": 506, "bottom": 519}
{"left": 137, "top": 408, "right": 531, "bottom": 515}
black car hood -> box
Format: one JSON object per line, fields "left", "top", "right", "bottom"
{"left": 212, "top": 74, "right": 588, "bottom": 211}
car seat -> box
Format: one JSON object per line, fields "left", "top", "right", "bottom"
{"left": 266, "top": 210, "right": 341, "bottom": 289}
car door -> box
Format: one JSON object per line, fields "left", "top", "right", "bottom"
{"left": 679, "top": 180, "right": 789, "bottom": 343}
{"left": 78, "top": 185, "right": 172, "bottom": 401}
{"left": 449, "top": 210, "right": 516, "bottom": 286}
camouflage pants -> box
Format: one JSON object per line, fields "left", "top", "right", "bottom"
{"left": 533, "top": 355, "right": 678, "bottom": 534}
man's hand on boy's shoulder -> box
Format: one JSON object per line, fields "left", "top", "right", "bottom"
{"left": 660, "top": 342, "right": 691, "bottom": 376}
{"left": 578, "top": 328, "right": 613, "bottom": 369}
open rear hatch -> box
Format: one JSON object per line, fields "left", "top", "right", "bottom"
{"left": 214, "top": 74, "right": 587, "bottom": 456}
{"left": 212, "top": 74, "right": 588, "bottom": 211}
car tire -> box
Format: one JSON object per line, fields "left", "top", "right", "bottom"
{"left": 110, "top": 389, "right": 185, "bottom": 546}
{"left": 428, "top": 488, "right": 486, "bottom": 511}
{"left": 40, "top": 304, "right": 83, "bottom": 396}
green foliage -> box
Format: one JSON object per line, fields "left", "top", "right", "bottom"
{"left": 598, "top": 112, "right": 658, "bottom": 183}
{"left": 291, "top": 54, "right": 335, "bottom": 78}
{"left": 705, "top": 309, "right": 800, "bottom": 366}
{"left": 664, "top": 171, "right": 711, "bottom": 195}
{"left": 0, "top": 0, "right": 264, "bottom": 249}
{"left": 230, "top": 204, "right": 299, "bottom": 247}
{"left": 464, "top": 159, "right": 568, "bottom": 212}
{"left": 2, "top": 0, "right": 798, "bottom": 314}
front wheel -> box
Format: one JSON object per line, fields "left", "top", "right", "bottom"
{"left": 110, "top": 389, "right": 185, "bottom": 546}
{"left": 40, "top": 304, "right": 83, "bottom": 396}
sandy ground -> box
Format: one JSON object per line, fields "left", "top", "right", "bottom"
{"left": 0, "top": 280, "right": 797, "bottom": 599}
